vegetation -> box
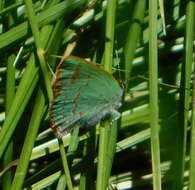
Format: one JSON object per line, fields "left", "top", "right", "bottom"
{"left": 0, "top": 0, "right": 194, "bottom": 189}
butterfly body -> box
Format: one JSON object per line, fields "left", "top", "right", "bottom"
{"left": 49, "top": 56, "right": 123, "bottom": 138}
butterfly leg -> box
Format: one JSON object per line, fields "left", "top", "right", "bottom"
{"left": 110, "top": 109, "right": 121, "bottom": 124}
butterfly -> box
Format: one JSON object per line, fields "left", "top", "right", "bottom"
{"left": 49, "top": 56, "right": 123, "bottom": 138}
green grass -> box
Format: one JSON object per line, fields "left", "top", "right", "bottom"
{"left": 0, "top": 0, "right": 195, "bottom": 190}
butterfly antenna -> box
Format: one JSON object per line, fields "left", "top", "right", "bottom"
{"left": 114, "top": 40, "right": 125, "bottom": 89}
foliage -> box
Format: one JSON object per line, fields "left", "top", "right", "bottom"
{"left": 0, "top": 0, "right": 194, "bottom": 190}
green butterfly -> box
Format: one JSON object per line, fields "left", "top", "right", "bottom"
{"left": 49, "top": 56, "right": 123, "bottom": 138}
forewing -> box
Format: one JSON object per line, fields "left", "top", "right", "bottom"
{"left": 49, "top": 56, "right": 122, "bottom": 137}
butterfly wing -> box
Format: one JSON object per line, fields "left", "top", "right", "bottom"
{"left": 49, "top": 56, "right": 123, "bottom": 138}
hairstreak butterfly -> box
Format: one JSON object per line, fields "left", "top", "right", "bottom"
{"left": 49, "top": 56, "right": 123, "bottom": 138}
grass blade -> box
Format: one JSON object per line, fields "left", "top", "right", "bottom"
{"left": 10, "top": 88, "right": 47, "bottom": 190}
{"left": 149, "top": 0, "right": 162, "bottom": 189}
